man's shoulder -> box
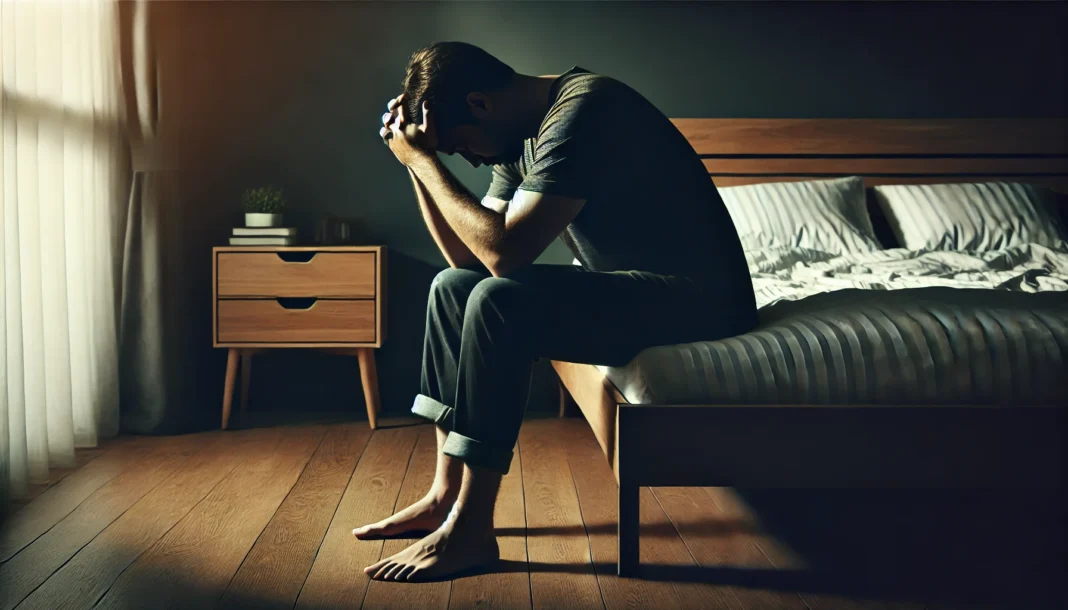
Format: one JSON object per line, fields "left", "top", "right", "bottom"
{"left": 553, "top": 67, "right": 628, "bottom": 104}
{"left": 541, "top": 69, "right": 633, "bottom": 140}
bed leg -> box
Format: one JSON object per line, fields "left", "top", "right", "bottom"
{"left": 616, "top": 403, "right": 639, "bottom": 576}
{"left": 617, "top": 481, "right": 639, "bottom": 578}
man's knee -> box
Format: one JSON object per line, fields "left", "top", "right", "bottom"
{"left": 465, "top": 277, "right": 527, "bottom": 321}
{"left": 429, "top": 267, "right": 488, "bottom": 303}
{"left": 432, "top": 267, "right": 475, "bottom": 290}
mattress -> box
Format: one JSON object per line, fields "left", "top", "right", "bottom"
{"left": 600, "top": 243, "right": 1068, "bottom": 406}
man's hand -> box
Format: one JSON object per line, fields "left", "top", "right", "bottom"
{"left": 379, "top": 95, "right": 403, "bottom": 144}
{"left": 380, "top": 95, "right": 438, "bottom": 167}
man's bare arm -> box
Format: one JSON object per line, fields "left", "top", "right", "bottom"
{"left": 408, "top": 168, "right": 480, "bottom": 269}
{"left": 408, "top": 154, "right": 584, "bottom": 277}
{"left": 385, "top": 97, "right": 584, "bottom": 276}
{"left": 407, "top": 155, "right": 505, "bottom": 270}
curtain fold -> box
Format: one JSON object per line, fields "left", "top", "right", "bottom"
{"left": 117, "top": 0, "right": 216, "bottom": 435}
{"left": 1, "top": 0, "right": 127, "bottom": 517}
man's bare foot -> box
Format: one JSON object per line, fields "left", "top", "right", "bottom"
{"left": 363, "top": 512, "right": 499, "bottom": 582}
{"left": 353, "top": 494, "right": 453, "bottom": 540}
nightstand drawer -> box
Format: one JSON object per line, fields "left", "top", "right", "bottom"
{"left": 217, "top": 252, "right": 376, "bottom": 298}
{"left": 217, "top": 299, "right": 375, "bottom": 343}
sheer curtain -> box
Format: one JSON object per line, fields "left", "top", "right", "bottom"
{"left": 1, "top": 0, "right": 127, "bottom": 515}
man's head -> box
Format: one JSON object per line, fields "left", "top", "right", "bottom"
{"left": 400, "top": 42, "right": 526, "bottom": 167}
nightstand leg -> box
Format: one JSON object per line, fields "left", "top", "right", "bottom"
{"left": 222, "top": 348, "right": 239, "bottom": 430}
{"left": 356, "top": 348, "right": 380, "bottom": 430}
{"left": 240, "top": 351, "right": 253, "bottom": 414}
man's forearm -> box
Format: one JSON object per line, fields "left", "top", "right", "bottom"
{"left": 408, "top": 169, "right": 479, "bottom": 269}
{"left": 408, "top": 155, "right": 508, "bottom": 271}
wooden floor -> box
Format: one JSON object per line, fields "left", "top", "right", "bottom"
{"left": 1, "top": 417, "right": 1063, "bottom": 610}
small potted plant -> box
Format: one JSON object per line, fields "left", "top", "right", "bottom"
{"left": 241, "top": 186, "right": 287, "bottom": 227}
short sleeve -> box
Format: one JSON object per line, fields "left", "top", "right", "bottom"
{"left": 486, "top": 163, "right": 522, "bottom": 201}
{"left": 518, "top": 90, "right": 597, "bottom": 200}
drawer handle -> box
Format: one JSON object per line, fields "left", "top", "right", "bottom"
{"left": 277, "top": 252, "right": 317, "bottom": 263}
{"left": 276, "top": 297, "right": 318, "bottom": 310}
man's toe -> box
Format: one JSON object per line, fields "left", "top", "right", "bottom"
{"left": 372, "top": 561, "right": 395, "bottom": 580}
{"left": 398, "top": 565, "right": 417, "bottom": 582}
{"left": 365, "top": 558, "right": 388, "bottom": 576}
{"left": 353, "top": 523, "right": 377, "bottom": 537}
{"left": 384, "top": 563, "right": 407, "bottom": 581}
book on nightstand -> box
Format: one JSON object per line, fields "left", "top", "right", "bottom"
{"left": 229, "top": 226, "right": 298, "bottom": 246}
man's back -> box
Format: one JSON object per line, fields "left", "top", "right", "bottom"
{"left": 487, "top": 67, "right": 755, "bottom": 309}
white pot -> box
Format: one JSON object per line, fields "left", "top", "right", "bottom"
{"left": 245, "top": 213, "right": 282, "bottom": 227}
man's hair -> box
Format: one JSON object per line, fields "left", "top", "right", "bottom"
{"left": 401, "top": 42, "right": 515, "bottom": 131}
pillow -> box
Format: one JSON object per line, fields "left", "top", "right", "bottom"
{"left": 717, "top": 176, "right": 882, "bottom": 256}
{"left": 873, "top": 181, "right": 1068, "bottom": 251}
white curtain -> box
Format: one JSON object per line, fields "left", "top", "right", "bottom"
{"left": 0, "top": 0, "right": 126, "bottom": 510}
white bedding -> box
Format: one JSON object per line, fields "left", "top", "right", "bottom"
{"left": 746, "top": 243, "right": 1068, "bottom": 309}
{"left": 600, "top": 243, "right": 1068, "bottom": 406}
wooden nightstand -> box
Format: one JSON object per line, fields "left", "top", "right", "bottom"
{"left": 212, "top": 246, "right": 386, "bottom": 430}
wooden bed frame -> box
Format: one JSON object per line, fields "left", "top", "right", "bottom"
{"left": 550, "top": 118, "right": 1068, "bottom": 577}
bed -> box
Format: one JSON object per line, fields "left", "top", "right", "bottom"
{"left": 549, "top": 118, "right": 1068, "bottom": 577}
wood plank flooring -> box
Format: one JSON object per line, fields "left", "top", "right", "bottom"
{"left": 2, "top": 417, "right": 1062, "bottom": 610}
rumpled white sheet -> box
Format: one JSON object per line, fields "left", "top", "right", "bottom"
{"left": 745, "top": 243, "right": 1068, "bottom": 308}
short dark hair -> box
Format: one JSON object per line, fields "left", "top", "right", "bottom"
{"left": 400, "top": 42, "right": 515, "bottom": 131}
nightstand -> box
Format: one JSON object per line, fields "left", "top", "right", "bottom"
{"left": 212, "top": 246, "right": 387, "bottom": 429}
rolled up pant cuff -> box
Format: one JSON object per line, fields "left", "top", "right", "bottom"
{"left": 411, "top": 394, "right": 454, "bottom": 429}
{"left": 442, "top": 432, "right": 514, "bottom": 474}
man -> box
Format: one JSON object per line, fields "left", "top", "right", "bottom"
{"left": 354, "top": 41, "right": 757, "bottom": 582}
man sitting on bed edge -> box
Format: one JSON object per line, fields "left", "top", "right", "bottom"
{"left": 354, "top": 41, "right": 758, "bottom": 582}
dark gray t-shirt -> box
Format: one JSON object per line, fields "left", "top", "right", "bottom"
{"left": 486, "top": 66, "right": 754, "bottom": 306}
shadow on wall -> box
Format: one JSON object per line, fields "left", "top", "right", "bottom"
{"left": 244, "top": 251, "right": 561, "bottom": 422}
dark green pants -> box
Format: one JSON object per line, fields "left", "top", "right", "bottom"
{"left": 411, "top": 265, "right": 757, "bottom": 473}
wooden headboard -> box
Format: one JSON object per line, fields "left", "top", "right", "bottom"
{"left": 672, "top": 118, "right": 1068, "bottom": 246}
{"left": 671, "top": 118, "right": 1068, "bottom": 193}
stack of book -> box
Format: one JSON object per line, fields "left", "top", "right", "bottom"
{"left": 229, "top": 226, "right": 298, "bottom": 246}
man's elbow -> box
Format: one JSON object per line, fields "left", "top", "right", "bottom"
{"left": 484, "top": 249, "right": 531, "bottom": 279}
{"left": 485, "top": 256, "right": 516, "bottom": 279}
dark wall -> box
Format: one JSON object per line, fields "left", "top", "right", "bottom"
{"left": 167, "top": 1, "right": 1066, "bottom": 422}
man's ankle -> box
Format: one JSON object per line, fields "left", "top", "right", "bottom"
{"left": 428, "top": 486, "right": 459, "bottom": 507}
{"left": 448, "top": 503, "right": 496, "bottom": 538}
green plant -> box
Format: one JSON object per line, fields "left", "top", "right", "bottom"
{"left": 241, "top": 186, "right": 287, "bottom": 214}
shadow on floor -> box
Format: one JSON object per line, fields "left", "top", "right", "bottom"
{"left": 351, "top": 489, "right": 1065, "bottom": 607}
{"left": 723, "top": 487, "right": 1068, "bottom": 608}
{"left": 484, "top": 558, "right": 1062, "bottom": 608}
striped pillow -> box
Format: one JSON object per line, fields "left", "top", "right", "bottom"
{"left": 716, "top": 176, "right": 882, "bottom": 255}
{"left": 873, "top": 182, "right": 1068, "bottom": 251}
